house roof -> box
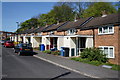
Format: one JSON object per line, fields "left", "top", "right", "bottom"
{"left": 42, "top": 22, "right": 67, "bottom": 32}
{"left": 56, "top": 17, "right": 92, "bottom": 31}
{"left": 27, "top": 28, "right": 38, "bottom": 33}
{"left": 42, "top": 24, "right": 56, "bottom": 32}
{"left": 34, "top": 27, "right": 45, "bottom": 33}
{"left": 80, "top": 13, "right": 120, "bottom": 30}
{"left": 18, "top": 27, "right": 38, "bottom": 34}
{"left": 18, "top": 29, "right": 30, "bottom": 34}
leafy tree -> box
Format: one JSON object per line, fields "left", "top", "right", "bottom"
{"left": 52, "top": 4, "right": 74, "bottom": 22}
{"left": 82, "top": 2, "right": 117, "bottom": 18}
{"left": 17, "top": 18, "right": 38, "bottom": 32}
{"left": 70, "top": 2, "right": 94, "bottom": 18}
{"left": 38, "top": 10, "right": 56, "bottom": 26}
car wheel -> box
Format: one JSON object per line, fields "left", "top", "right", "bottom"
{"left": 18, "top": 52, "right": 21, "bottom": 56}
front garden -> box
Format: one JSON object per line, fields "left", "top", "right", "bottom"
{"left": 70, "top": 48, "right": 120, "bottom": 71}
{"left": 42, "top": 50, "right": 60, "bottom": 55}
{"left": 34, "top": 47, "right": 120, "bottom": 71}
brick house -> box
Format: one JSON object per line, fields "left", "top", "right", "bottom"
{"left": 80, "top": 13, "right": 120, "bottom": 64}
{"left": 41, "top": 17, "right": 93, "bottom": 57}
{"left": 0, "top": 31, "right": 15, "bottom": 40}
{"left": 12, "top": 13, "right": 120, "bottom": 64}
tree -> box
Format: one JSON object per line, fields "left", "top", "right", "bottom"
{"left": 38, "top": 10, "right": 56, "bottom": 26}
{"left": 17, "top": 18, "right": 38, "bottom": 32}
{"left": 71, "top": 2, "right": 94, "bottom": 18}
{"left": 52, "top": 4, "right": 74, "bottom": 22}
{"left": 82, "top": 2, "right": 117, "bottom": 18}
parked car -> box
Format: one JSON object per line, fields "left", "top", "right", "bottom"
{"left": 14, "top": 43, "right": 33, "bottom": 55}
{"left": 4, "top": 41, "right": 14, "bottom": 48}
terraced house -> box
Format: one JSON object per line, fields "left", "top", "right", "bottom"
{"left": 11, "top": 13, "right": 120, "bottom": 64}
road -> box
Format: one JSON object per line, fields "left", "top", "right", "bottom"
{"left": 2, "top": 45, "right": 93, "bottom": 79}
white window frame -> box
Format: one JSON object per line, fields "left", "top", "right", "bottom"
{"left": 37, "top": 32, "right": 42, "bottom": 35}
{"left": 50, "top": 31, "right": 54, "bottom": 35}
{"left": 67, "top": 29, "right": 76, "bottom": 35}
{"left": 98, "top": 25, "right": 114, "bottom": 35}
{"left": 99, "top": 46, "right": 115, "bottom": 58}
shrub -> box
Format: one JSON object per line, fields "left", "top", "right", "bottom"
{"left": 80, "top": 47, "right": 108, "bottom": 63}
{"left": 34, "top": 47, "right": 39, "bottom": 50}
{"left": 51, "top": 50, "right": 60, "bottom": 55}
{"left": 42, "top": 50, "right": 51, "bottom": 54}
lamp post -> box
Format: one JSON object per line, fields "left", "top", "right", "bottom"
{"left": 16, "top": 22, "right": 19, "bottom": 45}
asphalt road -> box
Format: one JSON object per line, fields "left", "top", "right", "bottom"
{"left": 2, "top": 45, "right": 92, "bottom": 79}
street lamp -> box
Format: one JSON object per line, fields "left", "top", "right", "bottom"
{"left": 16, "top": 22, "right": 19, "bottom": 45}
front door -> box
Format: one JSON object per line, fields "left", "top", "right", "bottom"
{"left": 50, "top": 38, "right": 53, "bottom": 48}
{"left": 76, "top": 37, "right": 86, "bottom": 56}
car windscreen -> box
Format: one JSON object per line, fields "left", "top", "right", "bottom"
{"left": 7, "top": 41, "right": 13, "bottom": 43}
{"left": 21, "top": 44, "right": 31, "bottom": 47}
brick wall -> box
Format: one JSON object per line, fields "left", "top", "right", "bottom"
{"left": 41, "top": 32, "right": 48, "bottom": 35}
{"left": 118, "top": 26, "right": 120, "bottom": 65}
{"left": 77, "top": 29, "right": 93, "bottom": 35}
{"left": 94, "top": 26, "right": 119, "bottom": 64}
{"left": 54, "top": 31, "right": 66, "bottom": 35}
{"left": 54, "top": 29, "right": 93, "bottom": 36}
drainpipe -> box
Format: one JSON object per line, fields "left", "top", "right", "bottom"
{"left": 64, "top": 31, "right": 65, "bottom": 36}
{"left": 92, "top": 29, "right": 95, "bottom": 48}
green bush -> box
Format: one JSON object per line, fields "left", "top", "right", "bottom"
{"left": 5, "top": 37, "right": 10, "bottom": 40}
{"left": 80, "top": 47, "right": 108, "bottom": 63}
{"left": 33, "top": 47, "right": 39, "bottom": 50}
{"left": 42, "top": 50, "right": 51, "bottom": 54}
{"left": 51, "top": 50, "right": 60, "bottom": 55}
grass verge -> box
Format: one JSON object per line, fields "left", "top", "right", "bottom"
{"left": 71, "top": 57, "right": 120, "bottom": 71}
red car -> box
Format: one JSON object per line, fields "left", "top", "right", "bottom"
{"left": 4, "top": 41, "right": 14, "bottom": 48}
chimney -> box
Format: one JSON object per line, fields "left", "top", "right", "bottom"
{"left": 101, "top": 10, "right": 107, "bottom": 17}
{"left": 37, "top": 26, "right": 40, "bottom": 28}
{"left": 74, "top": 14, "right": 77, "bottom": 22}
{"left": 45, "top": 24, "right": 48, "bottom": 27}
{"left": 31, "top": 27, "right": 34, "bottom": 29}
{"left": 57, "top": 21, "right": 59, "bottom": 25}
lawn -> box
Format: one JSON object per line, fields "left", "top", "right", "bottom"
{"left": 70, "top": 57, "right": 120, "bottom": 71}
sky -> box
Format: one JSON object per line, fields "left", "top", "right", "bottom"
{"left": 2, "top": 2, "right": 56, "bottom": 32}
{"left": 1, "top": 0, "right": 119, "bottom": 32}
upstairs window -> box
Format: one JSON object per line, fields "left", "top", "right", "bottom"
{"left": 98, "top": 26, "right": 114, "bottom": 35}
{"left": 37, "top": 33, "right": 42, "bottom": 35}
{"left": 67, "top": 29, "right": 77, "bottom": 35}
{"left": 50, "top": 31, "right": 54, "bottom": 35}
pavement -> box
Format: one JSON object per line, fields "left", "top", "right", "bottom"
{"left": 33, "top": 50, "right": 119, "bottom": 79}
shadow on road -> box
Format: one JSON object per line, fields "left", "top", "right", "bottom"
{"left": 49, "top": 72, "right": 71, "bottom": 80}
{"left": 21, "top": 52, "right": 38, "bottom": 56}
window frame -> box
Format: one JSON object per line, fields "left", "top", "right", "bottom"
{"left": 98, "top": 25, "right": 114, "bottom": 35}
{"left": 99, "top": 46, "right": 115, "bottom": 58}
{"left": 67, "top": 29, "right": 76, "bottom": 35}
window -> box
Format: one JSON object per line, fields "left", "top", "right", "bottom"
{"left": 37, "top": 33, "right": 41, "bottom": 35}
{"left": 98, "top": 25, "right": 114, "bottom": 35}
{"left": 99, "top": 46, "right": 114, "bottom": 58}
{"left": 67, "top": 29, "right": 77, "bottom": 35}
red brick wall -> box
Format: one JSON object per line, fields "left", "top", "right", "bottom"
{"left": 41, "top": 32, "right": 48, "bottom": 35}
{"left": 94, "top": 26, "right": 119, "bottom": 64}
{"left": 54, "top": 29, "right": 93, "bottom": 36}
{"left": 77, "top": 29, "right": 93, "bottom": 35}
{"left": 118, "top": 26, "right": 120, "bottom": 65}
{"left": 54, "top": 31, "right": 66, "bottom": 35}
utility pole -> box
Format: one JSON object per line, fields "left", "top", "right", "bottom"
{"left": 16, "top": 22, "right": 19, "bottom": 45}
